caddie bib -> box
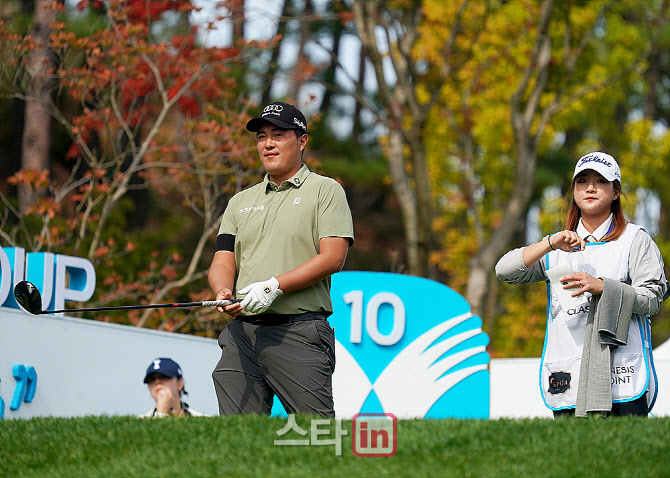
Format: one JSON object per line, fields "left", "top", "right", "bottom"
{"left": 539, "top": 224, "right": 657, "bottom": 410}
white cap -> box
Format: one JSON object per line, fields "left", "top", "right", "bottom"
{"left": 572, "top": 152, "right": 621, "bottom": 183}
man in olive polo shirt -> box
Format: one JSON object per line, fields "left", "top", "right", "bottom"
{"left": 208, "top": 101, "right": 354, "bottom": 417}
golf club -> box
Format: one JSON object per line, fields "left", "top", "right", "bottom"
{"left": 13, "top": 280, "right": 240, "bottom": 315}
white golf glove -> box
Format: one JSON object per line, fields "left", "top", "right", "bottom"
{"left": 238, "top": 277, "right": 283, "bottom": 314}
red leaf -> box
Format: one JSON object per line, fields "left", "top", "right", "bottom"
{"left": 65, "top": 143, "right": 80, "bottom": 160}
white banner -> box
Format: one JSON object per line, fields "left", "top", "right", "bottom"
{"left": 0, "top": 308, "right": 222, "bottom": 418}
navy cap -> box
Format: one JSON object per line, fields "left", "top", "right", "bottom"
{"left": 246, "top": 101, "right": 307, "bottom": 135}
{"left": 143, "top": 358, "right": 183, "bottom": 383}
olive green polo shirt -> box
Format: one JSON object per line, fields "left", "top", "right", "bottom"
{"left": 218, "top": 164, "right": 354, "bottom": 315}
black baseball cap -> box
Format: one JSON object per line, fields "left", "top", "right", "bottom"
{"left": 246, "top": 101, "right": 307, "bottom": 135}
{"left": 143, "top": 357, "right": 183, "bottom": 383}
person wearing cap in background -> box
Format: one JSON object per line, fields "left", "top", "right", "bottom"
{"left": 208, "top": 101, "right": 354, "bottom": 417}
{"left": 495, "top": 151, "right": 668, "bottom": 418}
{"left": 140, "top": 357, "right": 207, "bottom": 417}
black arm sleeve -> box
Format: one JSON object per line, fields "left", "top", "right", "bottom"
{"left": 216, "top": 234, "right": 235, "bottom": 252}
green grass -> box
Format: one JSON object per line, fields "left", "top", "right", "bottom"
{"left": 1, "top": 415, "right": 669, "bottom": 478}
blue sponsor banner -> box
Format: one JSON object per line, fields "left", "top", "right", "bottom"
{"left": 272, "top": 271, "right": 490, "bottom": 419}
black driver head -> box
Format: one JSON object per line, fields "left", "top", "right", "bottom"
{"left": 14, "top": 281, "right": 44, "bottom": 315}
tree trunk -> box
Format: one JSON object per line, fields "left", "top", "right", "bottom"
{"left": 353, "top": 0, "right": 432, "bottom": 277}
{"left": 261, "top": 0, "right": 289, "bottom": 106}
{"left": 352, "top": 45, "right": 367, "bottom": 143}
{"left": 466, "top": 141, "right": 537, "bottom": 317}
{"left": 319, "top": 14, "right": 343, "bottom": 114}
{"left": 465, "top": 0, "right": 554, "bottom": 318}
{"left": 19, "top": 0, "right": 54, "bottom": 213}
{"left": 288, "top": 0, "right": 313, "bottom": 101}
{"left": 408, "top": 131, "right": 434, "bottom": 278}
{"left": 231, "top": 0, "right": 245, "bottom": 43}
{"left": 387, "top": 128, "right": 419, "bottom": 274}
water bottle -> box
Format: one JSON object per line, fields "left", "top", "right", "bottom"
{"left": 569, "top": 251, "right": 585, "bottom": 274}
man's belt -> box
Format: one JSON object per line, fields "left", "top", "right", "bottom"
{"left": 237, "top": 311, "right": 328, "bottom": 326}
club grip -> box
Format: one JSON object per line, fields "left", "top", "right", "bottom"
{"left": 202, "top": 299, "right": 242, "bottom": 307}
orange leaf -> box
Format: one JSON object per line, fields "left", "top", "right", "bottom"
{"left": 94, "top": 246, "right": 110, "bottom": 258}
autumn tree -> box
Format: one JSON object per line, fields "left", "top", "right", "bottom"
{"left": 352, "top": 0, "right": 462, "bottom": 278}
{"left": 425, "top": 0, "right": 670, "bottom": 352}
{"left": 0, "top": 0, "right": 264, "bottom": 334}
{"left": 346, "top": 0, "right": 670, "bottom": 354}
{"left": 19, "top": 0, "right": 58, "bottom": 213}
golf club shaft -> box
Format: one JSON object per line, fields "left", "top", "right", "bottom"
{"left": 39, "top": 299, "right": 241, "bottom": 314}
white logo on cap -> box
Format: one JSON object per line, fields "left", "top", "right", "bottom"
{"left": 153, "top": 359, "right": 161, "bottom": 370}
{"left": 262, "top": 104, "right": 283, "bottom": 117}
{"left": 293, "top": 118, "right": 306, "bottom": 130}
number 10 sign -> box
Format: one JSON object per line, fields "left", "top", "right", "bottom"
{"left": 330, "top": 271, "right": 490, "bottom": 419}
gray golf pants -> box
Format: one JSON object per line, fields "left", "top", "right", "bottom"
{"left": 212, "top": 315, "right": 336, "bottom": 417}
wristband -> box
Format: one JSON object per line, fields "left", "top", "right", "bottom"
{"left": 547, "top": 234, "right": 556, "bottom": 251}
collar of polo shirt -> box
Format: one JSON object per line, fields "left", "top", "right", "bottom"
{"left": 264, "top": 164, "right": 310, "bottom": 190}
{"left": 576, "top": 213, "right": 614, "bottom": 242}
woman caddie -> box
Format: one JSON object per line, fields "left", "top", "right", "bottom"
{"left": 496, "top": 152, "right": 669, "bottom": 417}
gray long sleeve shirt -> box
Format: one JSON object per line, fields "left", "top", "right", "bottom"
{"left": 495, "top": 227, "right": 668, "bottom": 317}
